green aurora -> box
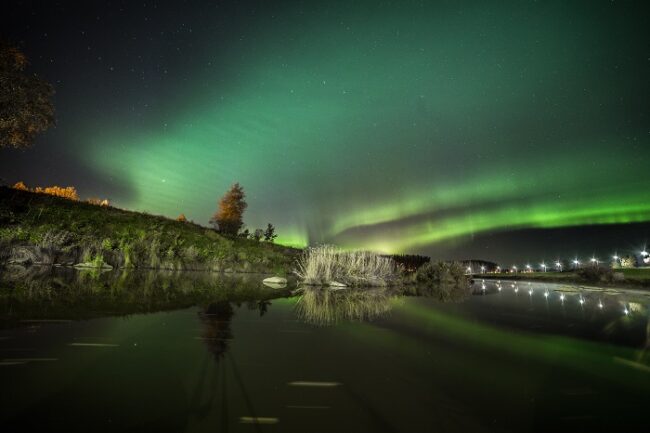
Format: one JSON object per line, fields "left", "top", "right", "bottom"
{"left": 2, "top": 1, "right": 649, "bottom": 259}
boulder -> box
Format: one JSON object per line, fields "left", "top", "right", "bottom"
{"left": 263, "top": 276, "right": 287, "bottom": 284}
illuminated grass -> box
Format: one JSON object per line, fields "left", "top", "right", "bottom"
{"left": 295, "top": 245, "right": 397, "bottom": 287}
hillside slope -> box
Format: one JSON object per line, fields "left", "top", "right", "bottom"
{"left": 0, "top": 187, "right": 300, "bottom": 273}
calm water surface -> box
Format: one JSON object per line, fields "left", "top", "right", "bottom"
{"left": 0, "top": 269, "right": 648, "bottom": 432}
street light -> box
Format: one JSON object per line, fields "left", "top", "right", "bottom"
{"left": 480, "top": 265, "right": 486, "bottom": 274}
{"left": 573, "top": 259, "right": 580, "bottom": 269}
{"left": 590, "top": 257, "right": 598, "bottom": 266}
{"left": 555, "top": 261, "right": 562, "bottom": 272}
{"left": 641, "top": 250, "right": 650, "bottom": 265}
{"left": 541, "top": 263, "right": 547, "bottom": 272}
{"left": 512, "top": 265, "right": 518, "bottom": 273}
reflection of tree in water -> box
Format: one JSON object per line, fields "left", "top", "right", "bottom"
{"left": 246, "top": 300, "right": 272, "bottom": 317}
{"left": 191, "top": 301, "right": 265, "bottom": 432}
{"left": 296, "top": 287, "right": 398, "bottom": 326}
{"left": 198, "top": 301, "right": 234, "bottom": 360}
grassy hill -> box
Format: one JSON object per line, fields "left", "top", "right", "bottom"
{"left": 0, "top": 186, "right": 300, "bottom": 274}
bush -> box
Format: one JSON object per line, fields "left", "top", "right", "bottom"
{"left": 415, "top": 261, "right": 470, "bottom": 288}
{"left": 577, "top": 266, "right": 614, "bottom": 283}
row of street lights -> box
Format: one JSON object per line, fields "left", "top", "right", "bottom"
{"left": 468, "top": 249, "right": 648, "bottom": 274}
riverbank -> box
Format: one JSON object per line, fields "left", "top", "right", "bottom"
{"left": 0, "top": 186, "right": 300, "bottom": 274}
{"left": 477, "top": 268, "right": 650, "bottom": 289}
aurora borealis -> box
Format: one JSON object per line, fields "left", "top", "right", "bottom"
{"left": 2, "top": 0, "right": 649, "bottom": 262}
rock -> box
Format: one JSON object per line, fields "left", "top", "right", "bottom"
{"left": 329, "top": 281, "right": 347, "bottom": 287}
{"left": 263, "top": 282, "right": 287, "bottom": 289}
{"left": 73, "top": 261, "right": 113, "bottom": 270}
{"left": 263, "top": 276, "right": 287, "bottom": 284}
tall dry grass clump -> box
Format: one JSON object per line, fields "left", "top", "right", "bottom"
{"left": 295, "top": 245, "right": 397, "bottom": 286}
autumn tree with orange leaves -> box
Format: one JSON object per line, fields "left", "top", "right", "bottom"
{"left": 210, "top": 183, "right": 247, "bottom": 236}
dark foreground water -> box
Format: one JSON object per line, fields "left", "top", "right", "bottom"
{"left": 0, "top": 269, "right": 648, "bottom": 432}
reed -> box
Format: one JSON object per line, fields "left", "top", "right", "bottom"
{"left": 295, "top": 245, "right": 397, "bottom": 286}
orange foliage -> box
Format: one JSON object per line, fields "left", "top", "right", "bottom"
{"left": 210, "top": 183, "right": 247, "bottom": 235}
{"left": 33, "top": 186, "right": 79, "bottom": 200}
{"left": 12, "top": 181, "right": 28, "bottom": 191}
{"left": 13, "top": 181, "right": 79, "bottom": 201}
{"left": 177, "top": 213, "right": 187, "bottom": 222}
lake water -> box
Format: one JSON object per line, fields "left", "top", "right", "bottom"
{"left": 0, "top": 269, "right": 648, "bottom": 432}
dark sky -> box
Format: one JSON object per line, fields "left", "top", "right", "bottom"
{"left": 1, "top": 0, "right": 649, "bottom": 265}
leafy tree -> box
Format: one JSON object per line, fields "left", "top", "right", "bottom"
{"left": 238, "top": 228, "right": 250, "bottom": 238}
{"left": 210, "top": 183, "right": 247, "bottom": 236}
{"left": 0, "top": 40, "right": 55, "bottom": 148}
{"left": 263, "top": 223, "right": 277, "bottom": 242}
{"left": 176, "top": 213, "right": 187, "bottom": 222}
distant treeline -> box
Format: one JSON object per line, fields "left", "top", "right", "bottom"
{"left": 384, "top": 254, "right": 431, "bottom": 272}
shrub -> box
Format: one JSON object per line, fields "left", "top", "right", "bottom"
{"left": 87, "top": 198, "right": 110, "bottom": 206}
{"left": 12, "top": 181, "right": 28, "bottom": 191}
{"left": 34, "top": 186, "right": 79, "bottom": 200}
{"left": 577, "top": 266, "right": 614, "bottom": 283}
{"left": 415, "top": 261, "right": 471, "bottom": 288}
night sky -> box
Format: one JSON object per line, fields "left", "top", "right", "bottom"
{"left": 2, "top": 0, "right": 649, "bottom": 264}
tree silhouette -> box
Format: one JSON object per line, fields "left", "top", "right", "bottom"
{"left": 210, "top": 183, "right": 247, "bottom": 236}
{"left": 0, "top": 40, "right": 55, "bottom": 148}
{"left": 263, "top": 223, "right": 277, "bottom": 242}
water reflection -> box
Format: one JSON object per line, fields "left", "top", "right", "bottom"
{"left": 295, "top": 287, "right": 398, "bottom": 326}
{"left": 295, "top": 282, "right": 472, "bottom": 326}
{"left": 198, "top": 301, "right": 234, "bottom": 360}
{"left": 469, "top": 278, "right": 650, "bottom": 349}
{"left": 0, "top": 266, "right": 293, "bottom": 328}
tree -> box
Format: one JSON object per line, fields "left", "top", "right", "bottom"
{"left": 176, "top": 213, "right": 187, "bottom": 222}
{"left": 210, "top": 183, "right": 247, "bottom": 236}
{"left": 0, "top": 40, "right": 55, "bottom": 148}
{"left": 263, "top": 223, "right": 277, "bottom": 243}
{"left": 252, "top": 229, "right": 263, "bottom": 242}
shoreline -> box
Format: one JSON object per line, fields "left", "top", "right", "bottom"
{"left": 475, "top": 272, "right": 650, "bottom": 291}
